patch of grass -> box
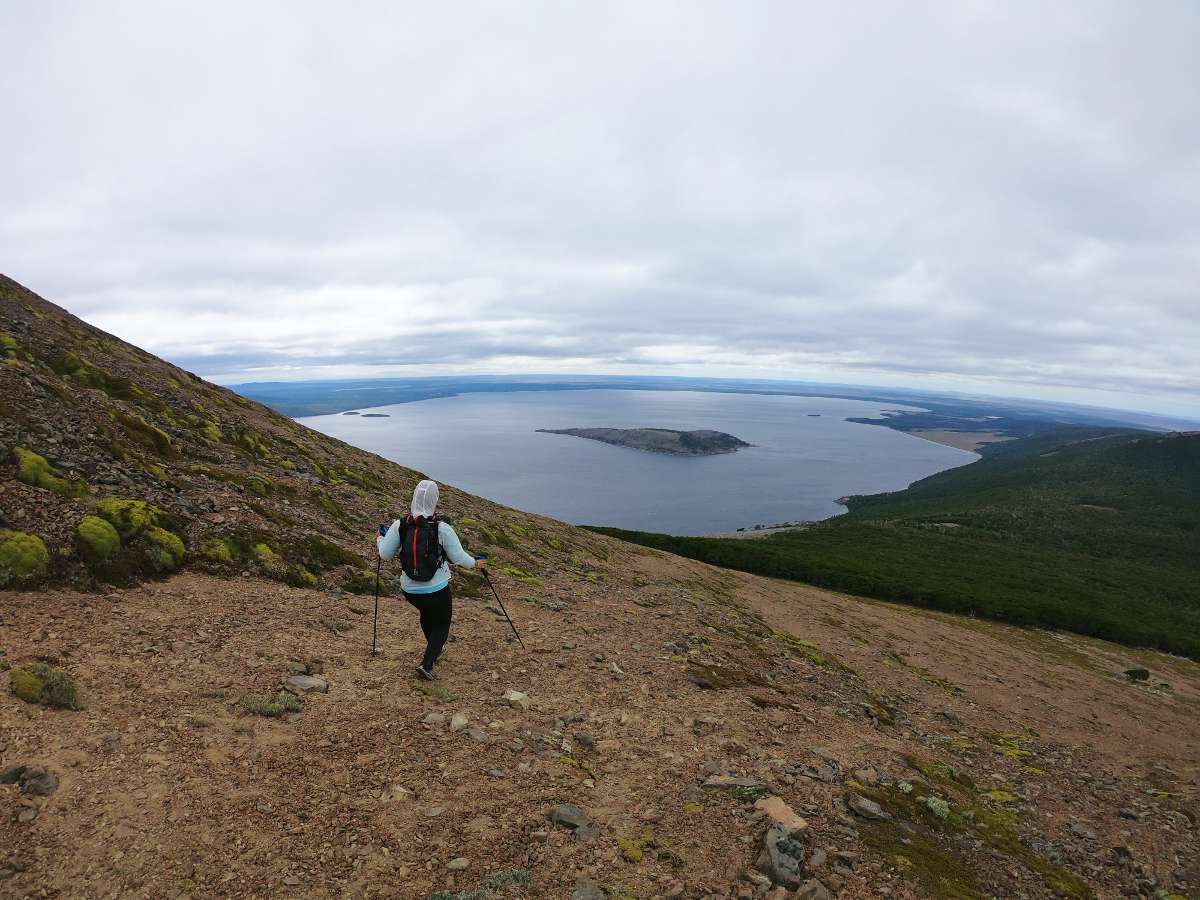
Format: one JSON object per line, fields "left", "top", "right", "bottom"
{"left": 9, "top": 662, "right": 81, "bottom": 709}
{"left": 414, "top": 679, "right": 458, "bottom": 702}
{"left": 239, "top": 691, "right": 302, "bottom": 717}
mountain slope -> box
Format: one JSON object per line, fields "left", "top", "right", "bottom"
{"left": 1, "top": 276, "right": 1198, "bottom": 899}
{"left": 594, "top": 426, "right": 1200, "bottom": 658}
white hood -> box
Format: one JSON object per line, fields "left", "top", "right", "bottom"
{"left": 410, "top": 479, "right": 439, "bottom": 518}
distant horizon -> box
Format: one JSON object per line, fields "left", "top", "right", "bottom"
{"left": 225, "top": 371, "right": 1200, "bottom": 430}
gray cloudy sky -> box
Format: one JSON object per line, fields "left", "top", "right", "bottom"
{"left": 3, "top": 2, "right": 1199, "bottom": 417}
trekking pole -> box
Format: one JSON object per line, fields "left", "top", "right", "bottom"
{"left": 370, "top": 551, "right": 382, "bottom": 657}
{"left": 482, "top": 568, "right": 526, "bottom": 650}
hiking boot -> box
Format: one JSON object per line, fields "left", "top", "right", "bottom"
{"left": 415, "top": 664, "right": 435, "bottom": 681}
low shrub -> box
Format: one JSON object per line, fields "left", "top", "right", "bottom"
{"left": 240, "top": 691, "right": 302, "bottom": 717}
{"left": 9, "top": 663, "right": 81, "bottom": 709}
{"left": 0, "top": 530, "right": 50, "bottom": 587}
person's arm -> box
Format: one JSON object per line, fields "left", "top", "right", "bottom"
{"left": 377, "top": 519, "right": 403, "bottom": 560}
{"left": 439, "top": 522, "right": 483, "bottom": 569}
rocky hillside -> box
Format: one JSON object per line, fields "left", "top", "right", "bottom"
{"left": 1, "top": 276, "right": 1198, "bottom": 899}
{"left": 0, "top": 274, "right": 506, "bottom": 595}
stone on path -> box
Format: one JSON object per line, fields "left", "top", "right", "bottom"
{"left": 446, "top": 857, "right": 469, "bottom": 871}
{"left": 423, "top": 712, "right": 447, "bottom": 726}
{"left": 0, "top": 765, "right": 58, "bottom": 797}
{"left": 704, "top": 774, "right": 766, "bottom": 791}
{"left": 503, "top": 689, "right": 530, "bottom": 711}
{"left": 795, "top": 878, "right": 834, "bottom": 900}
{"left": 571, "top": 877, "right": 605, "bottom": 900}
{"left": 450, "top": 712, "right": 469, "bottom": 732}
{"left": 754, "top": 796, "right": 808, "bottom": 833}
{"left": 756, "top": 821, "right": 806, "bottom": 888}
{"left": 284, "top": 674, "right": 328, "bottom": 694}
{"left": 549, "top": 803, "right": 596, "bottom": 839}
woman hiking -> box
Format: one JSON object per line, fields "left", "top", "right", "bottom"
{"left": 377, "top": 479, "right": 485, "bottom": 680}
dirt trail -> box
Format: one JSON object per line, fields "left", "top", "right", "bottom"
{"left": 3, "top": 542, "right": 1197, "bottom": 899}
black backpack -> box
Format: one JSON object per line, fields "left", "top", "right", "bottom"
{"left": 398, "top": 515, "right": 444, "bottom": 581}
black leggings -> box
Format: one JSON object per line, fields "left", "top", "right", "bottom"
{"left": 403, "top": 586, "right": 453, "bottom": 670}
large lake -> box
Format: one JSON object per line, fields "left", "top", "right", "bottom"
{"left": 299, "top": 389, "right": 975, "bottom": 535}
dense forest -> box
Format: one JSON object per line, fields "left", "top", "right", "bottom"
{"left": 593, "top": 427, "right": 1200, "bottom": 658}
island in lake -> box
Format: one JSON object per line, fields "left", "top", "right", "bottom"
{"left": 537, "top": 427, "right": 751, "bottom": 456}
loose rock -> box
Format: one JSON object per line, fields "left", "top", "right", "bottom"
{"left": 503, "top": 689, "right": 530, "bottom": 711}
{"left": 847, "top": 793, "right": 889, "bottom": 820}
{"left": 549, "top": 803, "right": 596, "bottom": 839}
{"left": 754, "top": 796, "right": 808, "bottom": 832}
{"left": 756, "top": 821, "right": 806, "bottom": 888}
{"left": 284, "top": 674, "right": 328, "bottom": 694}
{"left": 571, "top": 877, "right": 605, "bottom": 900}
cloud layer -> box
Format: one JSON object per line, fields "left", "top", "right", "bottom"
{"left": 3, "top": 2, "right": 1198, "bottom": 416}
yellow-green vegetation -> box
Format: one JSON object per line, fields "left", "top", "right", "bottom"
{"left": 198, "top": 538, "right": 234, "bottom": 565}
{"left": 13, "top": 447, "right": 87, "bottom": 497}
{"left": 1, "top": 333, "right": 33, "bottom": 364}
{"left": 9, "top": 662, "right": 81, "bottom": 709}
{"left": 115, "top": 411, "right": 173, "bottom": 455}
{"left": 615, "top": 830, "right": 662, "bottom": 864}
{"left": 683, "top": 802, "right": 704, "bottom": 814}
{"left": 250, "top": 542, "right": 316, "bottom": 587}
{"left": 0, "top": 530, "right": 50, "bottom": 587}
{"left": 96, "top": 498, "right": 166, "bottom": 537}
{"left": 239, "top": 691, "right": 301, "bottom": 717}
{"left": 311, "top": 490, "right": 343, "bottom": 519}
{"left": 983, "top": 788, "right": 1020, "bottom": 804}
{"left": 143, "top": 526, "right": 185, "bottom": 572}
{"left": 499, "top": 564, "right": 542, "bottom": 585}
{"left": 90, "top": 498, "right": 187, "bottom": 582}
{"left": 343, "top": 569, "right": 384, "bottom": 594}
{"left": 984, "top": 731, "right": 1036, "bottom": 761}
{"left": 47, "top": 348, "right": 109, "bottom": 388}
{"left": 77, "top": 515, "right": 121, "bottom": 562}
{"left": 253, "top": 542, "right": 286, "bottom": 573}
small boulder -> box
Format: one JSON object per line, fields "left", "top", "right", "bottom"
{"left": 756, "top": 821, "right": 806, "bottom": 888}
{"left": 284, "top": 675, "right": 328, "bottom": 694}
{"left": 548, "top": 803, "right": 596, "bottom": 839}
{"left": 571, "top": 878, "right": 605, "bottom": 900}
{"left": 503, "top": 689, "right": 530, "bottom": 711}
{"left": 704, "top": 775, "right": 766, "bottom": 791}
{"left": 450, "top": 712, "right": 469, "bottom": 732}
{"left": 847, "top": 793, "right": 889, "bottom": 820}
{"left": 795, "top": 878, "right": 834, "bottom": 900}
{"left": 466, "top": 727, "right": 492, "bottom": 744}
{"left": 446, "top": 857, "right": 469, "bottom": 871}
{"left": 423, "top": 712, "right": 447, "bottom": 727}
{"left": 754, "top": 796, "right": 808, "bottom": 832}
{"left": 1123, "top": 668, "right": 1150, "bottom": 682}
{"left": 0, "top": 765, "right": 58, "bottom": 797}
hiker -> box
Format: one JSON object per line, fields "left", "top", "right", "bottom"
{"left": 377, "top": 479, "right": 485, "bottom": 680}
